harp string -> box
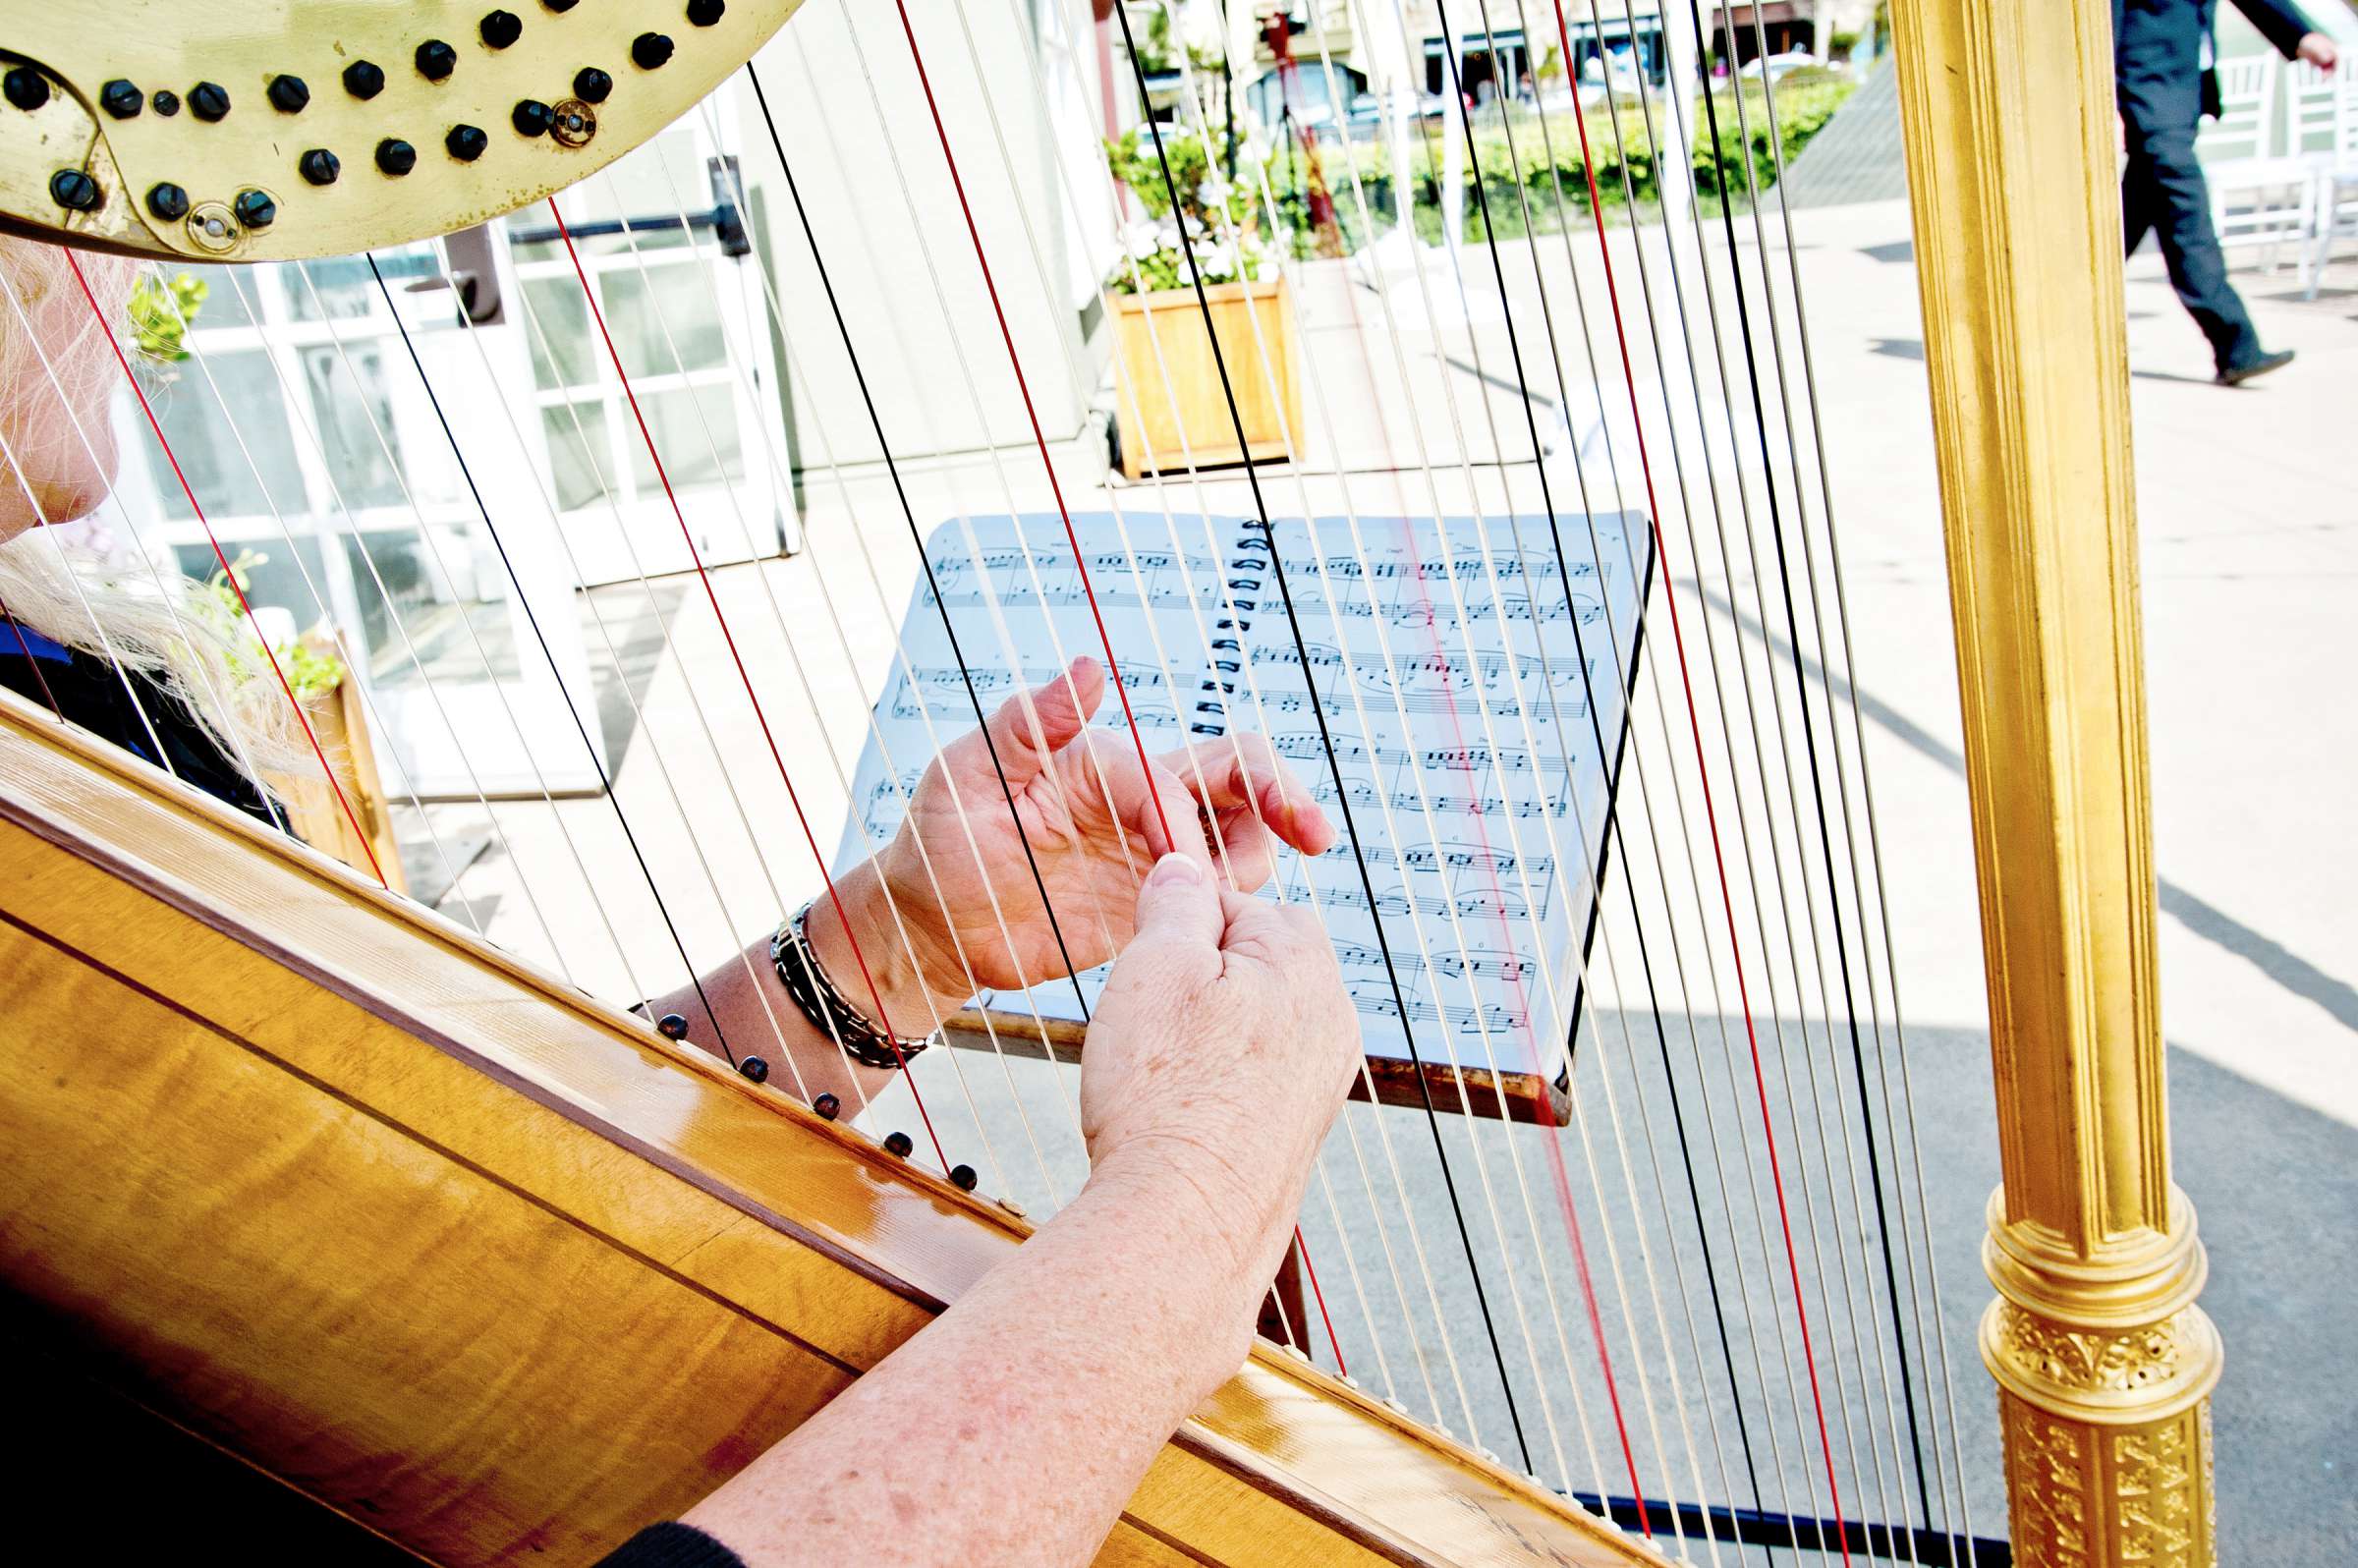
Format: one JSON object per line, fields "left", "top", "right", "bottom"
{"left": 967, "top": 24, "right": 1462, "bottom": 1415}
{"left": 1510, "top": 2, "right": 1866, "bottom": 1553}
{"left": 1153, "top": 2, "right": 1717, "bottom": 1508}
{"left": 383, "top": 248, "right": 858, "bottom": 1108}
{"left": 1397, "top": 4, "right": 1794, "bottom": 1543}
{"left": 1489, "top": 0, "right": 1877, "bottom": 1537}
{"left": 542, "top": 198, "right": 962, "bottom": 1167}
{"left": 651, "top": 149, "right": 1122, "bottom": 1206}
{"left": 952, "top": 0, "right": 1483, "bottom": 1422}
{"left": 571, "top": 177, "right": 1032, "bottom": 1158}
{"left": 1535, "top": 12, "right": 1893, "bottom": 1556}
{"left": 630, "top": 179, "right": 1083, "bottom": 1198}
{"left": 813, "top": 9, "right": 1357, "bottom": 1365}
{"left": 952, "top": 0, "right": 1565, "bottom": 1433}
{"left": 1256, "top": 3, "right": 1732, "bottom": 1493}
{"left": 1264, "top": 0, "right": 1712, "bottom": 1524}
{"left": 222, "top": 261, "right": 587, "bottom": 974}
{"left": 0, "top": 268, "right": 301, "bottom": 837}
{"left": 1146, "top": 0, "right": 1736, "bottom": 1501}
{"left": 1525, "top": 35, "right": 1864, "bottom": 1565}
{"left": 1690, "top": 1, "right": 1975, "bottom": 1544}
{"left": 1583, "top": 15, "right": 1922, "bottom": 1552}
{"left": 1010, "top": 2, "right": 1595, "bottom": 1438}
{"left": 1567, "top": 2, "right": 1930, "bottom": 1550}
{"left": 63, "top": 252, "right": 389, "bottom": 887}
{"left": 359, "top": 252, "right": 742, "bottom": 1059}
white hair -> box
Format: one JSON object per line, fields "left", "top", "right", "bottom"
{"left": 0, "top": 238, "right": 305, "bottom": 779}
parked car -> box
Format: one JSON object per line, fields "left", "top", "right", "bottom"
{"left": 1739, "top": 50, "right": 1822, "bottom": 82}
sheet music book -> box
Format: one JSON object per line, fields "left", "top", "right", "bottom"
{"left": 835, "top": 510, "right": 1652, "bottom": 1084}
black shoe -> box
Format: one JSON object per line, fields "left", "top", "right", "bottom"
{"left": 2218, "top": 348, "right": 2294, "bottom": 385}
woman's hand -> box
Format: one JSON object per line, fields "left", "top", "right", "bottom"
{"left": 865, "top": 657, "right": 1336, "bottom": 1002}
{"left": 2297, "top": 31, "right": 2338, "bottom": 70}
{"left": 1081, "top": 852, "right": 1362, "bottom": 1298}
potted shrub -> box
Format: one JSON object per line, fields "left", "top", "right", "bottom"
{"left": 1103, "top": 121, "right": 1304, "bottom": 479}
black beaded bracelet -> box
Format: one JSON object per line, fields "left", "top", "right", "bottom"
{"left": 769, "top": 900, "right": 932, "bottom": 1071}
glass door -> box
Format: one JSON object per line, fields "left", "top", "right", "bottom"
{"left": 107, "top": 246, "right": 606, "bottom": 800}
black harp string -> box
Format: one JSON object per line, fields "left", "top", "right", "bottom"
{"left": 1690, "top": 0, "right": 1949, "bottom": 1537}
{"left": 972, "top": 1, "right": 1503, "bottom": 1402}
{"left": 1430, "top": 0, "right": 1775, "bottom": 1544}
{"left": 1712, "top": 0, "right": 1982, "bottom": 1539}
{"left": 364, "top": 254, "right": 738, "bottom": 1066}
{"left": 1105, "top": 2, "right": 1537, "bottom": 1480}
{"left": 1603, "top": 0, "right": 1937, "bottom": 1536}
{"left": 1216, "top": 8, "right": 1701, "bottom": 1512}
{"left": 743, "top": 62, "right": 1097, "bottom": 1032}
{"left": 1417, "top": 1, "right": 1728, "bottom": 1529}
{"left": 1516, "top": 7, "right": 1867, "bottom": 1555}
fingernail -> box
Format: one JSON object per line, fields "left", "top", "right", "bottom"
{"left": 1147, "top": 852, "right": 1202, "bottom": 888}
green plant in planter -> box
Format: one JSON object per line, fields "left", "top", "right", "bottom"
{"left": 1103, "top": 121, "right": 1287, "bottom": 295}
{"left": 193, "top": 550, "right": 348, "bottom": 704}
{"left": 127, "top": 270, "right": 207, "bottom": 367}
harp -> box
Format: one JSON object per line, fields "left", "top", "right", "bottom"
{"left": 0, "top": 1, "right": 2218, "bottom": 1564}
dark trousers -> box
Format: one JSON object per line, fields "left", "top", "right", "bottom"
{"left": 2120, "top": 116, "right": 2264, "bottom": 371}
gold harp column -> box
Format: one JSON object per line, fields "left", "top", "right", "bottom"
{"left": 1888, "top": 0, "right": 2220, "bottom": 1564}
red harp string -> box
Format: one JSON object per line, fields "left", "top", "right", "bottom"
{"left": 65, "top": 251, "right": 390, "bottom": 890}
{"left": 887, "top": 0, "right": 1350, "bottom": 1374}
{"left": 546, "top": 197, "right": 954, "bottom": 1175}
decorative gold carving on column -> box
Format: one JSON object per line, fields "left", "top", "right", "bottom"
{"left": 1886, "top": 0, "right": 2221, "bottom": 1562}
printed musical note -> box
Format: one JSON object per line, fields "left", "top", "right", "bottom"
{"left": 837, "top": 509, "right": 1649, "bottom": 1072}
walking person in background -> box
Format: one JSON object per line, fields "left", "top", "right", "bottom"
{"left": 2115, "top": 0, "right": 2341, "bottom": 383}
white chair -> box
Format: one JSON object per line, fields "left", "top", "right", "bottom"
{"left": 2299, "top": 61, "right": 2358, "bottom": 297}
{"left": 2197, "top": 56, "right": 2315, "bottom": 269}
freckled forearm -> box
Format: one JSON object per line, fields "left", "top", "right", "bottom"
{"left": 680, "top": 1157, "right": 1260, "bottom": 1567}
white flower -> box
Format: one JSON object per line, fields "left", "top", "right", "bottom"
{"left": 1125, "top": 220, "right": 1163, "bottom": 260}
{"left": 1199, "top": 241, "right": 1238, "bottom": 281}
{"left": 1198, "top": 172, "right": 1232, "bottom": 209}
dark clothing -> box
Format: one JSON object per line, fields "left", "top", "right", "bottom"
{"left": 0, "top": 619, "right": 276, "bottom": 822}
{"left": 2112, "top": 0, "right": 2318, "bottom": 371}
{"left": 596, "top": 1522, "right": 748, "bottom": 1567}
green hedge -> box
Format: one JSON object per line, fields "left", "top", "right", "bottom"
{"left": 1264, "top": 78, "right": 1854, "bottom": 251}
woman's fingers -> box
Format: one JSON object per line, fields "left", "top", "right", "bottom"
{"left": 1159, "top": 735, "right": 1336, "bottom": 858}
{"left": 948, "top": 655, "right": 1106, "bottom": 790}
{"left": 1088, "top": 734, "right": 1197, "bottom": 867}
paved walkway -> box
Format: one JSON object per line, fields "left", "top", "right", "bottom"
{"left": 404, "top": 194, "right": 2358, "bottom": 1563}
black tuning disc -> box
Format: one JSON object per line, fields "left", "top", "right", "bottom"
{"left": 188, "top": 81, "right": 230, "bottom": 121}
{"left": 48, "top": 169, "right": 100, "bottom": 212}
{"left": 687, "top": 0, "right": 726, "bottom": 26}
{"left": 267, "top": 74, "right": 309, "bottom": 113}
{"left": 737, "top": 1055, "right": 770, "bottom": 1084}
{"left": 99, "top": 80, "right": 142, "bottom": 119}
{"left": 813, "top": 1092, "right": 841, "bottom": 1120}
{"left": 145, "top": 182, "right": 190, "bottom": 221}
{"left": 573, "top": 67, "right": 613, "bottom": 103}
{"left": 631, "top": 31, "right": 675, "bottom": 70}
{"left": 445, "top": 124, "right": 488, "bottom": 161}
{"left": 343, "top": 60, "right": 386, "bottom": 100}
{"left": 479, "top": 10, "right": 523, "bottom": 48}
{"left": 511, "top": 98, "right": 552, "bottom": 137}
{"left": 150, "top": 88, "right": 181, "bottom": 116}
{"left": 4, "top": 68, "right": 49, "bottom": 113}
{"left": 232, "top": 189, "right": 277, "bottom": 228}
{"left": 375, "top": 139, "right": 418, "bottom": 176}
{"left": 416, "top": 39, "right": 459, "bottom": 82}
{"left": 949, "top": 1164, "right": 978, "bottom": 1193}
{"left": 298, "top": 148, "right": 340, "bottom": 186}
{"left": 882, "top": 1131, "right": 915, "bottom": 1159}
{"left": 655, "top": 1012, "right": 691, "bottom": 1040}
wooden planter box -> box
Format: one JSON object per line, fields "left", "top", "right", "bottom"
{"left": 271, "top": 660, "right": 407, "bottom": 895}
{"left": 1111, "top": 275, "right": 1304, "bottom": 479}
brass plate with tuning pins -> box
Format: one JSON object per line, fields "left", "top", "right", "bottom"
{"left": 0, "top": 0, "right": 805, "bottom": 261}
